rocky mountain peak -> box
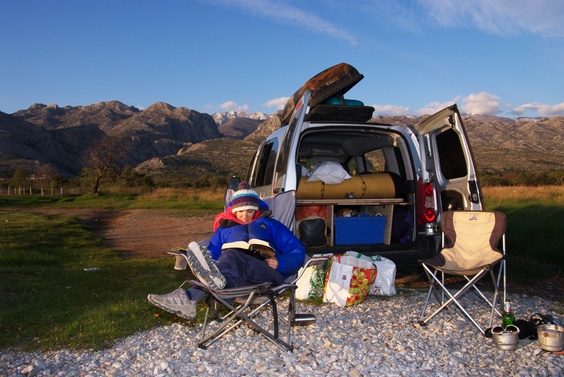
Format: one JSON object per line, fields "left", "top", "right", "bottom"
{"left": 1, "top": 100, "right": 562, "bottom": 180}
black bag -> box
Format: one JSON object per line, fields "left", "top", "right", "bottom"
{"left": 297, "top": 217, "right": 327, "bottom": 247}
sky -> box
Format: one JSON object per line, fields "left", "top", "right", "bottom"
{"left": 1, "top": 0, "right": 563, "bottom": 118}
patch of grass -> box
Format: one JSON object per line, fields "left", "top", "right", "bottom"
{"left": 482, "top": 187, "right": 563, "bottom": 297}
{"left": 483, "top": 186, "right": 564, "bottom": 265}
{"left": 0, "top": 187, "right": 225, "bottom": 211}
{"left": 0, "top": 211, "right": 191, "bottom": 351}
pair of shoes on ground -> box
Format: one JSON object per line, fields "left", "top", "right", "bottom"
{"left": 147, "top": 242, "right": 226, "bottom": 319}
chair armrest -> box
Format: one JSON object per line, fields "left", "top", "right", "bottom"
{"left": 271, "top": 283, "right": 298, "bottom": 295}
{"left": 166, "top": 248, "right": 188, "bottom": 270}
{"left": 166, "top": 248, "right": 187, "bottom": 257}
{"left": 303, "top": 255, "right": 331, "bottom": 269}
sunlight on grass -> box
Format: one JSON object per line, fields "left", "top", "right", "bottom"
{"left": 483, "top": 186, "right": 563, "bottom": 265}
{"left": 483, "top": 186, "right": 564, "bottom": 207}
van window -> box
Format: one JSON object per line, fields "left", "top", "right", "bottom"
{"left": 253, "top": 139, "right": 279, "bottom": 187}
{"left": 363, "top": 149, "right": 386, "bottom": 173}
{"left": 436, "top": 129, "right": 468, "bottom": 179}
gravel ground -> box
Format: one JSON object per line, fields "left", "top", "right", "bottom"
{"left": 1, "top": 289, "right": 563, "bottom": 377}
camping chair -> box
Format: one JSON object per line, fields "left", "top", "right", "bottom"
{"left": 168, "top": 249, "right": 330, "bottom": 351}
{"left": 418, "top": 211, "right": 507, "bottom": 334}
{"left": 169, "top": 190, "right": 328, "bottom": 351}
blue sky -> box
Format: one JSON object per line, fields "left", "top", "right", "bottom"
{"left": 1, "top": 0, "right": 563, "bottom": 118}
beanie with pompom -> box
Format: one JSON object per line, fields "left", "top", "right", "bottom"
{"left": 230, "top": 182, "right": 260, "bottom": 213}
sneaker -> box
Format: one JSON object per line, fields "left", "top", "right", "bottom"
{"left": 147, "top": 288, "right": 197, "bottom": 320}
{"left": 186, "top": 241, "right": 226, "bottom": 290}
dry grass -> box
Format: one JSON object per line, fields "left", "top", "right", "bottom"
{"left": 139, "top": 187, "right": 225, "bottom": 201}
{"left": 483, "top": 185, "right": 564, "bottom": 207}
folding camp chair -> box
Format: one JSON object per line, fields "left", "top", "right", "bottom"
{"left": 418, "top": 211, "right": 507, "bottom": 334}
{"left": 168, "top": 250, "right": 330, "bottom": 351}
{"left": 168, "top": 189, "right": 328, "bottom": 351}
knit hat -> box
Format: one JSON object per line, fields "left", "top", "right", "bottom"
{"left": 230, "top": 182, "right": 260, "bottom": 213}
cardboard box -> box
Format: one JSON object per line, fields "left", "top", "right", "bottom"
{"left": 334, "top": 216, "right": 387, "bottom": 245}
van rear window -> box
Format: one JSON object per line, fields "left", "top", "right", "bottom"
{"left": 436, "top": 129, "right": 468, "bottom": 179}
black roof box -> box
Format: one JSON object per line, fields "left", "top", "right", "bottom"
{"left": 280, "top": 63, "right": 365, "bottom": 125}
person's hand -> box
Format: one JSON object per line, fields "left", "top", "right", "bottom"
{"left": 265, "top": 258, "right": 278, "bottom": 269}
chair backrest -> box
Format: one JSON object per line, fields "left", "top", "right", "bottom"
{"left": 440, "top": 211, "right": 506, "bottom": 272}
{"left": 262, "top": 190, "right": 296, "bottom": 229}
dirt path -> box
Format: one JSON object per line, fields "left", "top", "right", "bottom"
{"left": 94, "top": 209, "right": 216, "bottom": 259}
{"left": 5, "top": 208, "right": 215, "bottom": 259}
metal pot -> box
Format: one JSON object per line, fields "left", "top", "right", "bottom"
{"left": 537, "top": 324, "right": 564, "bottom": 352}
{"left": 492, "top": 325, "right": 520, "bottom": 351}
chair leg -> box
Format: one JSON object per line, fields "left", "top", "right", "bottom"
{"left": 197, "top": 291, "right": 294, "bottom": 352}
{"left": 419, "top": 265, "right": 494, "bottom": 334}
{"left": 419, "top": 266, "right": 437, "bottom": 323}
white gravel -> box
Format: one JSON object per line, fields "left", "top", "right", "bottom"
{"left": 1, "top": 289, "right": 563, "bottom": 377}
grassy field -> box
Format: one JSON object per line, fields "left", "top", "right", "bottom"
{"left": 482, "top": 186, "right": 564, "bottom": 282}
{"left": 0, "top": 186, "right": 562, "bottom": 351}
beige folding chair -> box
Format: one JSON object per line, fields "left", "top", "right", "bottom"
{"left": 418, "top": 211, "right": 507, "bottom": 334}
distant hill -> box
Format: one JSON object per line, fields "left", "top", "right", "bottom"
{"left": 1, "top": 101, "right": 562, "bottom": 180}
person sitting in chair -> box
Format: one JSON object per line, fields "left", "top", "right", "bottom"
{"left": 147, "top": 183, "right": 306, "bottom": 320}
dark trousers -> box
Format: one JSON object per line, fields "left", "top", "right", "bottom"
{"left": 216, "top": 248, "right": 285, "bottom": 288}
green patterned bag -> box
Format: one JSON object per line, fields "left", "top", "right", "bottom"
{"left": 295, "top": 254, "right": 332, "bottom": 300}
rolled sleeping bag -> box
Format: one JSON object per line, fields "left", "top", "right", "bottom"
{"left": 296, "top": 174, "right": 396, "bottom": 199}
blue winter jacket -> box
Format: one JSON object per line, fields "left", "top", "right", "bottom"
{"left": 208, "top": 216, "right": 306, "bottom": 279}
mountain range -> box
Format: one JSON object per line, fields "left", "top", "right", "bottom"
{"left": 1, "top": 101, "right": 562, "bottom": 180}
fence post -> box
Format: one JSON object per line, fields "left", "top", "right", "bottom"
{"left": 60, "top": 186, "right": 63, "bottom": 196}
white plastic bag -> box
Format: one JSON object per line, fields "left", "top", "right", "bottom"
{"left": 323, "top": 254, "right": 377, "bottom": 307}
{"left": 345, "top": 251, "right": 397, "bottom": 296}
{"left": 307, "top": 161, "right": 351, "bottom": 184}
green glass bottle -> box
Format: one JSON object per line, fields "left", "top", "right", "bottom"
{"left": 502, "top": 299, "right": 516, "bottom": 328}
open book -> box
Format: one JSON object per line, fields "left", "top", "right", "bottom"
{"left": 222, "top": 239, "right": 276, "bottom": 260}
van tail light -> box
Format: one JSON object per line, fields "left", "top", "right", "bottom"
{"left": 417, "top": 180, "right": 437, "bottom": 225}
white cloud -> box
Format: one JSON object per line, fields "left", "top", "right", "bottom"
{"left": 417, "top": 98, "right": 460, "bottom": 115}
{"left": 219, "top": 101, "right": 249, "bottom": 112}
{"left": 372, "top": 104, "right": 411, "bottom": 116}
{"left": 209, "top": 0, "right": 357, "bottom": 44}
{"left": 264, "top": 97, "right": 288, "bottom": 110}
{"left": 460, "top": 92, "right": 503, "bottom": 115}
{"left": 417, "top": 0, "right": 564, "bottom": 37}
{"left": 512, "top": 102, "right": 564, "bottom": 116}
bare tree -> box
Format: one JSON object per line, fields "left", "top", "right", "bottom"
{"left": 81, "top": 134, "right": 129, "bottom": 194}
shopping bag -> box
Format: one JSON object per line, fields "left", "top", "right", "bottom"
{"left": 295, "top": 254, "right": 332, "bottom": 300}
{"left": 323, "top": 254, "right": 377, "bottom": 307}
{"left": 345, "top": 251, "right": 397, "bottom": 296}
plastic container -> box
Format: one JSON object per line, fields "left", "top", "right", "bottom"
{"left": 334, "top": 216, "right": 386, "bottom": 245}
{"left": 537, "top": 324, "right": 564, "bottom": 351}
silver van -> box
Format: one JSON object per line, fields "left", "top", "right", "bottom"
{"left": 242, "top": 63, "right": 482, "bottom": 271}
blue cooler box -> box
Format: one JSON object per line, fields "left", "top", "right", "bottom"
{"left": 334, "top": 216, "right": 387, "bottom": 245}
